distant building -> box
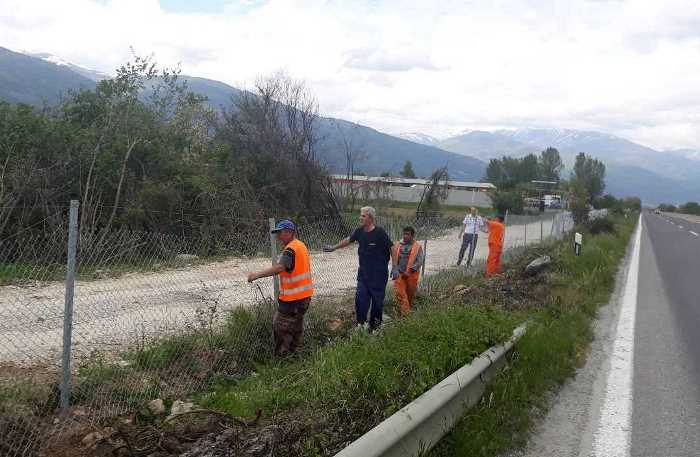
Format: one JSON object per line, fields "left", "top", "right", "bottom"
{"left": 329, "top": 174, "right": 495, "bottom": 207}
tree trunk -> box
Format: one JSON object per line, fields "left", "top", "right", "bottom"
{"left": 96, "top": 139, "right": 137, "bottom": 247}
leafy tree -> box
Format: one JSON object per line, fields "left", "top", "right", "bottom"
{"left": 400, "top": 160, "right": 417, "bottom": 178}
{"left": 679, "top": 201, "right": 700, "bottom": 215}
{"left": 622, "top": 196, "right": 642, "bottom": 211}
{"left": 380, "top": 171, "right": 391, "bottom": 177}
{"left": 593, "top": 194, "right": 620, "bottom": 210}
{"left": 569, "top": 180, "right": 590, "bottom": 225}
{"left": 485, "top": 156, "right": 523, "bottom": 190}
{"left": 572, "top": 152, "right": 606, "bottom": 202}
{"left": 491, "top": 190, "right": 524, "bottom": 215}
{"left": 0, "top": 59, "right": 340, "bottom": 250}
{"left": 657, "top": 203, "right": 677, "bottom": 212}
{"left": 539, "top": 147, "right": 563, "bottom": 182}
{"left": 518, "top": 153, "right": 540, "bottom": 184}
{"left": 485, "top": 153, "right": 542, "bottom": 190}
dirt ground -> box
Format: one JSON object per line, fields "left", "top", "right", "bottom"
{"left": 0, "top": 218, "right": 555, "bottom": 367}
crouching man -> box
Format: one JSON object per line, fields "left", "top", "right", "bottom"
{"left": 391, "top": 226, "right": 424, "bottom": 316}
{"left": 247, "top": 219, "right": 314, "bottom": 356}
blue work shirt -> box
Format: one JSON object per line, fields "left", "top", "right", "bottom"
{"left": 349, "top": 226, "right": 392, "bottom": 284}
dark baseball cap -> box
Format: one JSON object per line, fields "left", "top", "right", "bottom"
{"left": 271, "top": 219, "right": 296, "bottom": 233}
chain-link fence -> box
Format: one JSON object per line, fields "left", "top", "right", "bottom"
{"left": 0, "top": 204, "right": 577, "bottom": 456}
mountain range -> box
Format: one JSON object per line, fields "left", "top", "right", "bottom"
{"left": 400, "top": 129, "right": 700, "bottom": 205}
{"left": 1, "top": 45, "right": 699, "bottom": 204}
{"left": 0, "top": 46, "right": 485, "bottom": 182}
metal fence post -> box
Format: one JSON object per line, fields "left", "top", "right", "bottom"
{"left": 60, "top": 199, "right": 79, "bottom": 412}
{"left": 540, "top": 218, "right": 543, "bottom": 243}
{"left": 421, "top": 239, "right": 428, "bottom": 282}
{"left": 269, "top": 218, "right": 279, "bottom": 299}
{"left": 524, "top": 218, "right": 527, "bottom": 245}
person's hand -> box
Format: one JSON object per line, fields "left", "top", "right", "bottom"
{"left": 247, "top": 272, "right": 257, "bottom": 283}
{"left": 323, "top": 245, "right": 336, "bottom": 252}
{"left": 391, "top": 266, "right": 399, "bottom": 280}
{"left": 458, "top": 233, "right": 463, "bottom": 240}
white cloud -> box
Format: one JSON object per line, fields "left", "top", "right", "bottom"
{"left": 1, "top": 0, "right": 700, "bottom": 150}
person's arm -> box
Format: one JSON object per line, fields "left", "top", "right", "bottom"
{"left": 388, "top": 234, "right": 399, "bottom": 280}
{"left": 247, "top": 263, "right": 285, "bottom": 282}
{"left": 459, "top": 216, "right": 468, "bottom": 238}
{"left": 412, "top": 244, "right": 425, "bottom": 272}
{"left": 391, "top": 242, "right": 399, "bottom": 267}
{"left": 480, "top": 219, "right": 490, "bottom": 233}
{"left": 324, "top": 237, "right": 351, "bottom": 252}
{"left": 382, "top": 229, "right": 397, "bottom": 266}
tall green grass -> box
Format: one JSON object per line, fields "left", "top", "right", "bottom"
{"left": 201, "top": 307, "right": 522, "bottom": 452}
{"left": 429, "top": 215, "right": 636, "bottom": 456}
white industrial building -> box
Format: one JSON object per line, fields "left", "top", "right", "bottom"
{"left": 329, "top": 174, "right": 495, "bottom": 207}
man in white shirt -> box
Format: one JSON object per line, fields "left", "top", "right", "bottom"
{"left": 457, "top": 207, "right": 484, "bottom": 266}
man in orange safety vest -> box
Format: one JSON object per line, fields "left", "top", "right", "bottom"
{"left": 483, "top": 215, "right": 505, "bottom": 277}
{"left": 391, "top": 226, "right": 424, "bottom": 316}
{"left": 247, "top": 219, "right": 314, "bottom": 355}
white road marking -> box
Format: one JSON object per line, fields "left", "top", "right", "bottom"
{"left": 690, "top": 231, "right": 699, "bottom": 237}
{"left": 591, "top": 213, "right": 642, "bottom": 457}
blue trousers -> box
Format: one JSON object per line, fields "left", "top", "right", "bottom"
{"left": 355, "top": 277, "right": 387, "bottom": 330}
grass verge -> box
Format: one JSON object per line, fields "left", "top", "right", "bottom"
{"left": 428, "top": 214, "right": 637, "bottom": 456}
{"left": 200, "top": 306, "right": 522, "bottom": 455}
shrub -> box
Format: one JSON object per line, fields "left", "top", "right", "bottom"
{"left": 586, "top": 217, "right": 616, "bottom": 235}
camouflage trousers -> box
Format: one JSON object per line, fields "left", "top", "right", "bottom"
{"left": 274, "top": 297, "right": 310, "bottom": 356}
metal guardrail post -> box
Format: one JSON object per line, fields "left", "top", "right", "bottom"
{"left": 60, "top": 199, "right": 79, "bottom": 412}
{"left": 269, "top": 218, "right": 279, "bottom": 299}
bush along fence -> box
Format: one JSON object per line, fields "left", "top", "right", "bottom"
{"left": 0, "top": 201, "right": 575, "bottom": 457}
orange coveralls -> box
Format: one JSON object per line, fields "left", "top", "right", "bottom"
{"left": 393, "top": 241, "right": 422, "bottom": 316}
{"left": 486, "top": 219, "right": 505, "bottom": 277}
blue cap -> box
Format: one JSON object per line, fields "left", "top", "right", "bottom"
{"left": 271, "top": 219, "right": 296, "bottom": 233}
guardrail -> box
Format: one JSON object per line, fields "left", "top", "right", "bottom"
{"left": 334, "top": 323, "right": 528, "bottom": 457}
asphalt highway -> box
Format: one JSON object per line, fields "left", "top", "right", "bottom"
{"left": 513, "top": 212, "right": 700, "bottom": 457}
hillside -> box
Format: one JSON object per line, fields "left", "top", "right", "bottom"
{"left": 436, "top": 128, "right": 700, "bottom": 204}
{"left": 0, "top": 47, "right": 96, "bottom": 105}
{"left": 316, "top": 119, "right": 485, "bottom": 181}
{"left": 0, "top": 48, "right": 486, "bottom": 182}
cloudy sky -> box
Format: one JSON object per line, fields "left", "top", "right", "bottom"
{"left": 1, "top": 0, "right": 700, "bottom": 150}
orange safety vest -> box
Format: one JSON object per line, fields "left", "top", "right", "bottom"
{"left": 393, "top": 241, "right": 422, "bottom": 272}
{"left": 488, "top": 220, "right": 505, "bottom": 249}
{"left": 279, "top": 238, "right": 314, "bottom": 302}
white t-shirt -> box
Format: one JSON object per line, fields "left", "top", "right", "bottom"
{"left": 462, "top": 214, "right": 484, "bottom": 235}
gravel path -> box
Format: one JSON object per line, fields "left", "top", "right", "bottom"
{"left": 0, "top": 218, "right": 555, "bottom": 365}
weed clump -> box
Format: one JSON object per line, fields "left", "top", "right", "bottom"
{"left": 586, "top": 216, "right": 616, "bottom": 235}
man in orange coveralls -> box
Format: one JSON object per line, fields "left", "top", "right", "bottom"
{"left": 484, "top": 215, "right": 505, "bottom": 277}
{"left": 390, "top": 226, "right": 424, "bottom": 316}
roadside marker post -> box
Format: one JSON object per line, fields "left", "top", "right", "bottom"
{"left": 574, "top": 232, "right": 583, "bottom": 256}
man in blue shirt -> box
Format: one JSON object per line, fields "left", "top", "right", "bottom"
{"left": 324, "top": 206, "right": 395, "bottom": 331}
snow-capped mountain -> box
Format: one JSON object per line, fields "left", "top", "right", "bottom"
{"left": 24, "top": 51, "right": 111, "bottom": 82}
{"left": 428, "top": 127, "right": 700, "bottom": 204}
{"left": 397, "top": 132, "right": 441, "bottom": 147}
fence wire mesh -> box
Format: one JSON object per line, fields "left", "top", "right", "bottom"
{"left": 0, "top": 206, "right": 579, "bottom": 456}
